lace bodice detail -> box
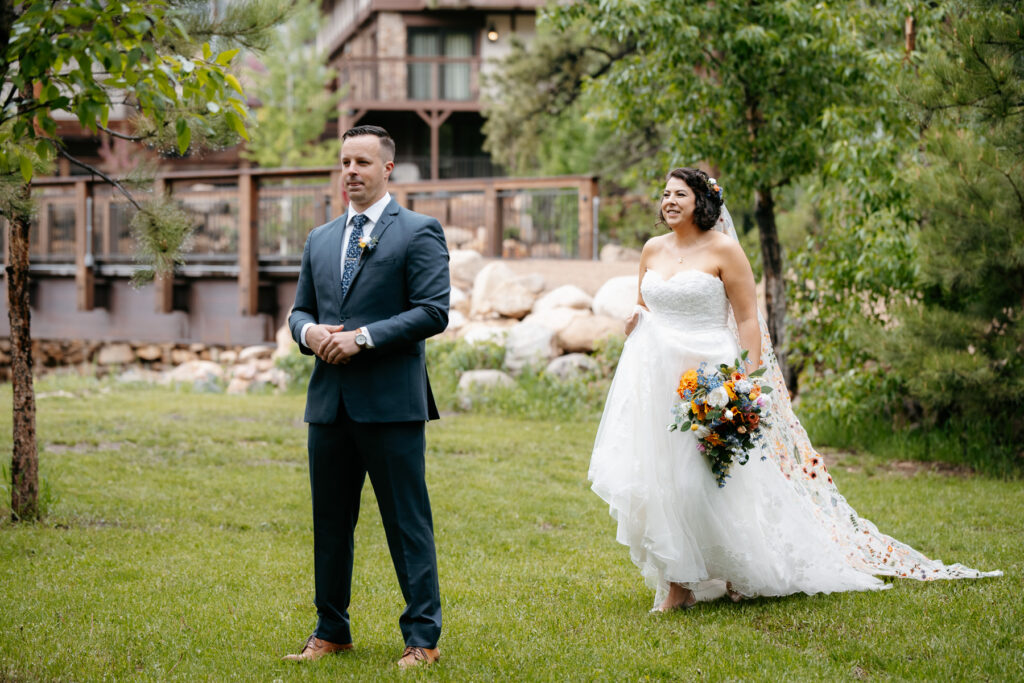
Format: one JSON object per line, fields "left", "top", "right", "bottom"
{"left": 641, "top": 270, "right": 729, "bottom": 331}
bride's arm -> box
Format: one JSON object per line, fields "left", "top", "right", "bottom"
{"left": 719, "top": 240, "right": 762, "bottom": 370}
{"left": 625, "top": 239, "right": 655, "bottom": 336}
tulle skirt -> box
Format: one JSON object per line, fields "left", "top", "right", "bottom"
{"left": 590, "top": 310, "right": 887, "bottom": 607}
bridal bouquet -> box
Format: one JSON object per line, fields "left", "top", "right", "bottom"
{"left": 668, "top": 351, "right": 773, "bottom": 487}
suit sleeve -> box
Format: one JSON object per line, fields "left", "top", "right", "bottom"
{"left": 288, "top": 231, "right": 318, "bottom": 356}
{"left": 364, "top": 218, "right": 450, "bottom": 348}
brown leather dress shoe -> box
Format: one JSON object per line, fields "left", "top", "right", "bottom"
{"left": 282, "top": 634, "right": 353, "bottom": 662}
{"left": 397, "top": 645, "right": 440, "bottom": 668}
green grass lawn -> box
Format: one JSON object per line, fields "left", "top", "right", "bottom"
{"left": 1, "top": 379, "right": 1020, "bottom": 681}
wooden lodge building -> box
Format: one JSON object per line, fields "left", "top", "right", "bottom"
{"left": 1, "top": 1, "right": 601, "bottom": 350}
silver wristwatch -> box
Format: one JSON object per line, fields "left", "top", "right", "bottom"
{"left": 354, "top": 328, "right": 369, "bottom": 349}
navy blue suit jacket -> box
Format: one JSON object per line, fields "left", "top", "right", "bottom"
{"left": 288, "top": 198, "right": 450, "bottom": 424}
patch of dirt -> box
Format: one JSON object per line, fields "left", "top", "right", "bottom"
{"left": 46, "top": 441, "right": 127, "bottom": 454}
{"left": 817, "top": 447, "right": 975, "bottom": 478}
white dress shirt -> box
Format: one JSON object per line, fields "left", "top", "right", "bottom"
{"left": 300, "top": 192, "right": 392, "bottom": 350}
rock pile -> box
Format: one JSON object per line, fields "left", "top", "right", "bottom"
{"left": 1, "top": 248, "right": 642, "bottom": 399}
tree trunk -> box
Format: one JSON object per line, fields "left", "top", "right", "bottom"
{"left": 754, "top": 185, "right": 796, "bottom": 392}
{"left": 7, "top": 181, "right": 39, "bottom": 521}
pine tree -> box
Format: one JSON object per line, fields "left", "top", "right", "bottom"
{"left": 879, "top": 1, "right": 1024, "bottom": 454}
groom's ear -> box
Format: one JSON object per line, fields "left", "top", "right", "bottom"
{"left": 383, "top": 160, "right": 394, "bottom": 181}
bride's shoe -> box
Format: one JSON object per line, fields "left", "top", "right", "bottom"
{"left": 651, "top": 587, "right": 697, "bottom": 612}
{"left": 725, "top": 582, "right": 746, "bottom": 603}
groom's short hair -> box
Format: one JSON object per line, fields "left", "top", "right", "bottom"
{"left": 343, "top": 125, "right": 395, "bottom": 162}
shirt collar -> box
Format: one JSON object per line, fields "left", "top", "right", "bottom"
{"left": 346, "top": 192, "right": 391, "bottom": 229}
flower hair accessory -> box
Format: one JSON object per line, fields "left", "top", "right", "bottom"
{"left": 706, "top": 176, "right": 723, "bottom": 200}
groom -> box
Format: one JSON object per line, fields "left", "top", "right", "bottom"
{"left": 284, "top": 125, "right": 450, "bottom": 668}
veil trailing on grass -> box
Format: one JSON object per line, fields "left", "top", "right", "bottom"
{"left": 714, "top": 206, "right": 1002, "bottom": 581}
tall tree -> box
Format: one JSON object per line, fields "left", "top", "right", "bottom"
{"left": 879, "top": 0, "right": 1024, "bottom": 446}
{"left": 241, "top": 0, "right": 342, "bottom": 168}
{"left": 0, "top": 0, "right": 288, "bottom": 521}
{"left": 488, "top": 1, "right": 901, "bottom": 386}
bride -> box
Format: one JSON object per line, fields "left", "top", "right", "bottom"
{"left": 589, "top": 168, "right": 1001, "bottom": 612}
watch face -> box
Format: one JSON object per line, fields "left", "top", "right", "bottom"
{"left": 355, "top": 333, "right": 367, "bottom": 347}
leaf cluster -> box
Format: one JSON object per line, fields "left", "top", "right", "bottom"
{"left": 530, "top": 0, "right": 899, "bottom": 196}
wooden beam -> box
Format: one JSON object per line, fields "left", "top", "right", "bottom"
{"left": 238, "top": 173, "right": 259, "bottom": 316}
{"left": 577, "top": 178, "right": 599, "bottom": 260}
{"left": 483, "top": 184, "right": 501, "bottom": 257}
{"left": 329, "top": 169, "right": 345, "bottom": 220}
{"left": 153, "top": 178, "right": 174, "bottom": 313}
{"left": 74, "top": 180, "right": 94, "bottom": 311}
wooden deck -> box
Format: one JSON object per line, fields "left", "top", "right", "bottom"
{"left": 1, "top": 169, "right": 599, "bottom": 345}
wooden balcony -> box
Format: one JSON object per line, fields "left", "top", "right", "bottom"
{"left": 1, "top": 169, "right": 599, "bottom": 345}
{"left": 338, "top": 55, "right": 484, "bottom": 111}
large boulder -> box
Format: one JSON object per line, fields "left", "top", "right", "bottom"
{"left": 449, "top": 285, "right": 469, "bottom": 313}
{"left": 460, "top": 323, "right": 510, "bottom": 346}
{"left": 545, "top": 353, "right": 599, "bottom": 380}
{"left": 134, "top": 344, "right": 163, "bottom": 362}
{"left": 445, "top": 309, "right": 467, "bottom": 334}
{"left": 450, "top": 249, "right": 485, "bottom": 286}
{"left": 504, "top": 321, "right": 558, "bottom": 373}
{"left": 514, "top": 273, "right": 546, "bottom": 295}
{"left": 97, "top": 343, "right": 135, "bottom": 366}
{"left": 456, "top": 369, "right": 516, "bottom": 410}
{"left": 470, "top": 263, "right": 540, "bottom": 319}
{"left": 556, "top": 314, "right": 623, "bottom": 353}
{"left": 272, "top": 323, "right": 294, "bottom": 360}
{"left": 533, "top": 284, "right": 593, "bottom": 313}
{"left": 521, "top": 307, "right": 588, "bottom": 339}
{"left": 592, "top": 275, "right": 639, "bottom": 321}
{"left": 238, "top": 344, "right": 274, "bottom": 362}
{"left": 600, "top": 244, "right": 643, "bottom": 262}
{"left": 162, "top": 360, "right": 224, "bottom": 388}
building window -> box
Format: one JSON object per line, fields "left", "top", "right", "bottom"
{"left": 408, "top": 28, "right": 474, "bottom": 101}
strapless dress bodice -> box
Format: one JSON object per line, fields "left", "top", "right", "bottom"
{"left": 641, "top": 269, "right": 730, "bottom": 331}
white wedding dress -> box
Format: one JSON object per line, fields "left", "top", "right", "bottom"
{"left": 590, "top": 268, "right": 1001, "bottom": 608}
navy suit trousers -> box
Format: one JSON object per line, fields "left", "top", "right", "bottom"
{"left": 307, "top": 401, "right": 441, "bottom": 648}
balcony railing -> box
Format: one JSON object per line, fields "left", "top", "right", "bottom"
{"left": 3, "top": 169, "right": 599, "bottom": 318}
{"left": 338, "top": 55, "right": 483, "bottom": 107}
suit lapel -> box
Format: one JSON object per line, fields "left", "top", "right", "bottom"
{"left": 341, "top": 199, "right": 400, "bottom": 305}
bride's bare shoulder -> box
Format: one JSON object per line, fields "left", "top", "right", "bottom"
{"left": 641, "top": 233, "right": 670, "bottom": 255}
{"left": 708, "top": 231, "right": 746, "bottom": 257}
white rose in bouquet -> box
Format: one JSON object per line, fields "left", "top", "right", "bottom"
{"left": 694, "top": 425, "right": 711, "bottom": 439}
{"left": 708, "top": 386, "right": 730, "bottom": 408}
{"left": 735, "top": 379, "right": 753, "bottom": 394}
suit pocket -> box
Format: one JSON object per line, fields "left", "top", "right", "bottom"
{"left": 365, "top": 257, "right": 397, "bottom": 268}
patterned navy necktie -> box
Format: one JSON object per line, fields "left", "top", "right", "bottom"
{"left": 341, "top": 213, "right": 367, "bottom": 299}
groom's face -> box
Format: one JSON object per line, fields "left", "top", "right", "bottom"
{"left": 341, "top": 135, "right": 394, "bottom": 212}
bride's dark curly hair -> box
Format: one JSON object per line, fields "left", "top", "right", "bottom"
{"left": 658, "top": 167, "right": 724, "bottom": 232}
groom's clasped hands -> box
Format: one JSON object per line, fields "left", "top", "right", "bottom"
{"left": 307, "top": 323, "right": 360, "bottom": 364}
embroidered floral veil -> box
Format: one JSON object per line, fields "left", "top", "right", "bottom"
{"left": 714, "top": 205, "right": 1001, "bottom": 581}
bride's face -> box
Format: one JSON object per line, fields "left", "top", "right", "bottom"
{"left": 661, "top": 176, "right": 696, "bottom": 229}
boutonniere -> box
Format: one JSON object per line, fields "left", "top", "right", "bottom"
{"left": 358, "top": 235, "right": 379, "bottom": 254}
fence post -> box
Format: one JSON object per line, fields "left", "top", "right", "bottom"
{"left": 484, "top": 183, "right": 501, "bottom": 257}
{"left": 330, "top": 169, "right": 344, "bottom": 220}
{"left": 577, "top": 177, "right": 598, "bottom": 260}
{"left": 153, "top": 177, "right": 174, "bottom": 313}
{"left": 238, "top": 173, "right": 259, "bottom": 316}
{"left": 74, "top": 180, "right": 94, "bottom": 310}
